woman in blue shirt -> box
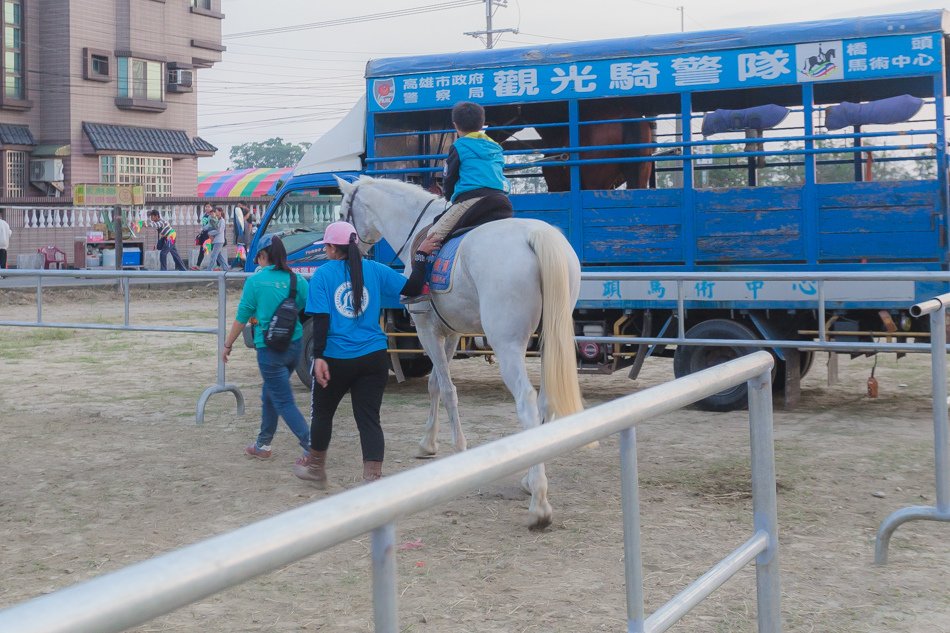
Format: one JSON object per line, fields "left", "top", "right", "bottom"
{"left": 294, "top": 221, "right": 439, "bottom": 487}
{"left": 222, "top": 234, "right": 310, "bottom": 462}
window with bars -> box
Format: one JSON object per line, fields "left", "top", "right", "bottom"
{"left": 5, "top": 149, "right": 25, "bottom": 195}
{"left": 2, "top": 0, "right": 24, "bottom": 100}
{"left": 99, "top": 155, "right": 173, "bottom": 197}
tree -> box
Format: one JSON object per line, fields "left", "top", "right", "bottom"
{"left": 229, "top": 137, "right": 311, "bottom": 169}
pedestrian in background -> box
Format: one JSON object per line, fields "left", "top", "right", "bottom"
{"left": 206, "top": 206, "right": 230, "bottom": 271}
{"left": 233, "top": 202, "right": 255, "bottom": 268}
{"left": 191, "top": 203, "right": 213, "bottom": 270}
{"left": 222, "top": 234, "right": 310, "bottom": 460}
{"left": 146, "top": 209, "right": 186, "bottom": 271}
{"left": 240, "top": 202, "right": 255, "bottom": 249}
{"left": 0, "top": 210, "right": 11, "bottom": 270}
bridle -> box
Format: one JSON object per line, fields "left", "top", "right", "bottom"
{"left": 343, "top": 184, "right": 444, "bottom": 265}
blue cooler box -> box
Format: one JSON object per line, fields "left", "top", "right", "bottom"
{"left": 122, "top": 251, "right": 142, "bottom": 266}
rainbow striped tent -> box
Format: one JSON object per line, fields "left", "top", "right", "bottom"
{"left": 197, "top": 168, "right": 293, "bottom": 198}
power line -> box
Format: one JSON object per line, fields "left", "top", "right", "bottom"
{"left": 512, "top": 31, "right": 575, "bottom": 42}
{"left": 225, "top": 42, "right": 404, "bottom": 56}
{"left": 225, "top": 1, "right": 483, "bottom": 40}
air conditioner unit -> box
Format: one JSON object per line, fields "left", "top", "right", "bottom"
{"left": 168, "top": 68, "right": 193, "bottom": 88}
{"left": 30, "top": 159, "right": 64, "bottom": 182}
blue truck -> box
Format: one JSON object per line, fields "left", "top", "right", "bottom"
{"left": 248, "top": 10, "right": 949, "bottom": 410}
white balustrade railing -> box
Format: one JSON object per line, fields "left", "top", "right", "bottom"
{"left": 4, "top": 203, "right": 268, "bottom": 230}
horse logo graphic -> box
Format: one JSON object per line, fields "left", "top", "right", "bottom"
{"left": 372, "top": 78, "right": 396, "bottom": 110}
{"left": 796, "top": 41, "right": 843, "bottom": 81}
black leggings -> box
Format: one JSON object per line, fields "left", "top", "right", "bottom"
{"left": 310, "top": 350, "right": 389, "bottom": 462}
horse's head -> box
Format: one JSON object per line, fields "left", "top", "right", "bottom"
{"left": 335, "top": 174, "right": 444, "bottom": 262}
{"left": 334, "top": 175, "right": 383, "bottom": 255}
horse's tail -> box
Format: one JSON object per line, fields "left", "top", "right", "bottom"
{"left": 528, "top": 225, "right": 584, "bottom": 421}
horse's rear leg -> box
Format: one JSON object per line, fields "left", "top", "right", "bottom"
{"left": 495, "top": 346, "right": 552, "bottom": 530}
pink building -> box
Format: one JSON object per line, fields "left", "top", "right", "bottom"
{"left": 0, "top": 0, "right": 223, "bottom": 200}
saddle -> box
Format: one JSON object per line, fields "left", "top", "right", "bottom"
{"left": 408, "top": 222, "right": 477, "bottom": 296}
{"left": 426, "top": 233, "right": 466, "bottom": 294}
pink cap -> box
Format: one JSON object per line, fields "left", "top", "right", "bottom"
{"left": 316, "top": 221, "right": 357, "bottom": 246}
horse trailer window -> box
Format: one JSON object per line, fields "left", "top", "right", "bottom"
{"left": 812, "top": 77, "right": 938, "bottom": 184}
{"left": 689, "top": 86, "right": 805, "bottom": 189}
{"left": 373, "top": 109, "right": 454, "bottom": 187}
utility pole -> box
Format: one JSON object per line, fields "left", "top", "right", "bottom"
{"left": 464, "top": 0, "right": 517, "bottom": 49}
{"left": 674, "top": 6, "right": 686, "bottom": 188}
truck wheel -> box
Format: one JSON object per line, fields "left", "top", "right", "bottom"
{"left": 393, "top": 356, "right": 434, "bottom": 379}
{"left": 673, "top": 319, "right": 761, "bottom": 412}
{"left": 799, "top": 351, "right": 816, "bottom": 378}
{"left": 389, "top": 334, "right": 433, "bottom": 378}
{"left": 295, "top": 319, "right": 314, "bottom": 389}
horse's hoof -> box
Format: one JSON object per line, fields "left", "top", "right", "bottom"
{"left": 582, "top": 441, "right": 600, "bottom": 450}
{"left": 528, "top": 514, "right": 552, "bottom": 531}
{"left": 415, "top": 448, "right": 437, "bottom": 460}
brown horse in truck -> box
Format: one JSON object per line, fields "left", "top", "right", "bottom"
{"left": 485, "top": 100, "right": 655, "bottom": 191}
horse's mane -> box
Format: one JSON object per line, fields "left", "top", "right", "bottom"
{"left": 355, "top": 175, "right": 438, "bottom": 201}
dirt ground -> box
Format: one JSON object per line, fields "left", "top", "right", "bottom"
{"left": 1, "top": 285, "right": 949, "bottom": 632}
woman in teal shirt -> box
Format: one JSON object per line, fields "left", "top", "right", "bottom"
{"left": 223, "top": 234, "right": 310, "bottom": 462}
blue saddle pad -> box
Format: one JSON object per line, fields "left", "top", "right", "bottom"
{"left": 427, "top": 233, "right": 465, "bottom": 293}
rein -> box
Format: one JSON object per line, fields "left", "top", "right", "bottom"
{"left": 345, "top": 185, "right": 443, "bottom": 265}
{"left": 387, "top": 198, "right": 439, "bottom": 265}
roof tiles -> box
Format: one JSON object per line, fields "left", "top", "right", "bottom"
{"left": 82, "top": 122, "right": 197, "bottom": 156}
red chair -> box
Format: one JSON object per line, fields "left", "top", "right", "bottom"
{"left": 38, "top": 246, "right": 67, "bottom": 270}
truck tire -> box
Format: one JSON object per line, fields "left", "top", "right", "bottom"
{"left": 392, "top": 356, "right": 434, "bottom": 379}
{"left": 295, "top": 318, "right": 314, "bottom": 389}
{"left": 673, "top": 319, "right": 762, "bottom": 412}
{"left": 389, "top": 334, "right": 433, "bottom": 378}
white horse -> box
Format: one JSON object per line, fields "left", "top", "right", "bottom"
{"left": 335, "top": 175, "right": 584, "bottom": 530}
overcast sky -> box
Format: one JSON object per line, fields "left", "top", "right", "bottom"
{"left": 197, "top": 0, "right": 950, "bottom": 171}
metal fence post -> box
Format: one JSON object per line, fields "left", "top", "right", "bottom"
{"left": 372, "top": 522, "right": 398, "bottom": 633}
{"left": 875, "top": 295, "right": 950, "bottom": 563}
{"left": 35, "top": 275, "right": 43, "bottom": 323}
{"left": 195, "top": 272, "right": 245, "bottom": 424}
{"left": 123, "top": 278, "right": 131, "bottom": 327}
{"left": 620, "top": 427, "right": 646, "bottom": 633}
{"left": 747, "top": 368, "right": 782, "bottom": 633}
{"left": 216, "top": 273, "right": 227, "bottom": 387}
{"left": 932, "top": 304, "right": 950, "bottom": 513}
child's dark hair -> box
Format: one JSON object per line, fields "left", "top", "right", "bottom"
{"left": 343, "top": 233, "right": 365, "bottom": 317}
{"left": 263, "top": 235, "right": 292, "bottom": 273}
{"left": 452, "top": 101, "right": 485, "bottom": 133}
{"left": 148, "top": 209, "right": 160, "bottom": 218}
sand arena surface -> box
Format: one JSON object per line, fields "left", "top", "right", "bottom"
{"left": 1, "top": 286, "right": 949, "bottom": 632}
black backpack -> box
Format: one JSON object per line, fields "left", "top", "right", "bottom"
{"left": 264, "top": 273, "right": 298, "bottom": 352}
